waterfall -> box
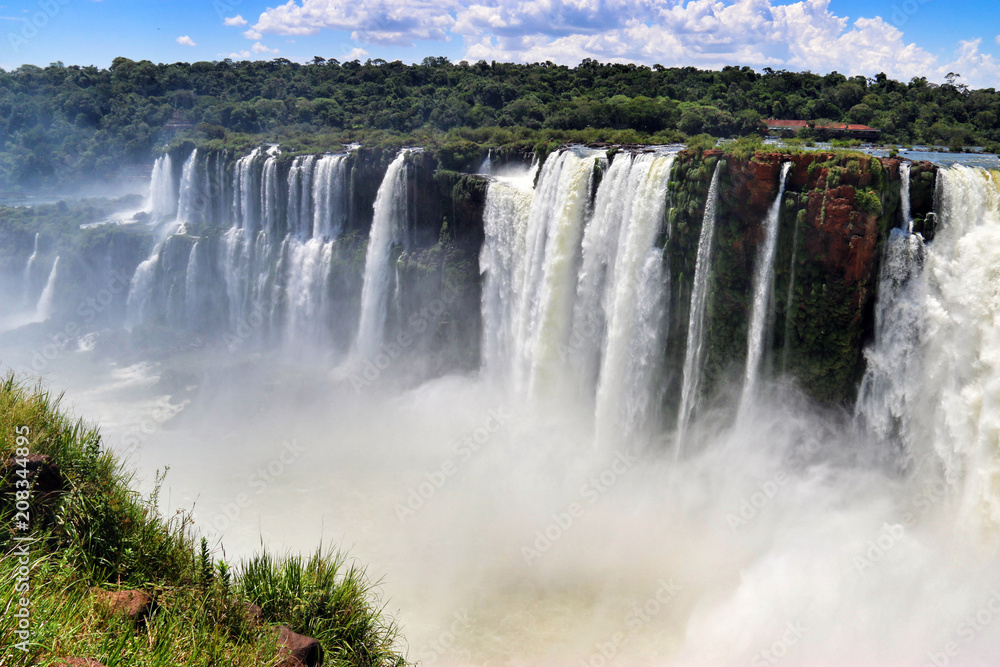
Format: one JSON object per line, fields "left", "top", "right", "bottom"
{"left": 515, "top": 149, "right": 600, "bottom": 399}
{"left": 480, "top": 169, "right": 534, "bottom": 378}
{"left": 176, "top": 149, "right": 199, "bottom": 226}
{"left": 184, "top": 241, "right": 203, "bottom": 328}
{"left": 23, "top": 233, "right": 39, "bottom": 306}
{"left": 261, "top": 153, "right": 281, "bottom": 239}
{"left": 312, "top": 155, "right": 349, "bottom": 240}
{"left": 148, "top": 154, "right": 176, "bottom": 220}
{"left": 676, "top": 163, "right": 722, "bottom": 457}
{"left": 912, "top": 166, "right": 1000, "bottom": 531}
{"left": 593, "top": 153, "right": 675, "bottom": 442}
{"left": 34, "top": 256, "right": 59, "bottom": 322}
{"left": 570, "top": 154, "right": 630, "bottom": 396}
{"left": 355, "top": 150, "right": 410, "bottom": 359}
{"left": 234, "top": 149, "right": 262, "bottom": 233}
{"left": 855, "top": 228, "right": 925, "bottom": 450}
{"left": 287, "top": 155, "right": 316, "bottom": 238}
{"left": 739, "top": 162, "right": 792, "bottom": 415}
{"left": 126, "top": 245, "right": 161, "bottom": 330}
{"left": 900, "top": 162, "right": 912, "bottom": 232}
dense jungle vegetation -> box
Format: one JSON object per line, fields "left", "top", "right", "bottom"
{"left": 2, "top": 56, "right": 998, "bottom": 189}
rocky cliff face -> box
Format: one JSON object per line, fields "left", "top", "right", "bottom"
{"left": 663, "top": 150, "right": 935, "bottom": 407}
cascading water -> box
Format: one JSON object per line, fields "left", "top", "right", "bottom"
{"left": 22, "top": 232, "right": 39, "bottom": 306}
{"left": 569, "top": 153, "right": 631, "bottom": 397}
{"left": 148, "top": 154, "right": 176, "bottom": 220}
{"left": 34, "top": 256, "right": 59, "bottom": 322}
{"left": 355, "top": 150, "right": 410, "bottom": 359}
{"left": 176, "top": 149, "right": 200, "bottom": 228}
{"left": 514, "top": 149, "right": 600, "bottom": 399}
{"left": 855, "top": 227, "right": 925, "bottom": 454}
{"left": 675, "top": 164, "right": 722, "bottom": 455}
{"left": 593, "top": 152, "right": 675, "bottom": 443}
{"left": 739, "top": 162, "right": 792, "bottom": 415}
{"left": 900, "top": 161, "right": 912, "bottom": 233}
{"left": 480, "top": 169, "right": 534, "bottom": 379}
{"left": 907, "top": 166, "right": 1000, "bottom": 533}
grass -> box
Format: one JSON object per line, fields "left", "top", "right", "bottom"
{"left": 0, "top": 373, "right": 406, "bottom": 666}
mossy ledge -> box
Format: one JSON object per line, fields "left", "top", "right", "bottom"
{"left": 663, "top": 150, "right": 936, "bottom": 410}
{"left": 0, "top": 374, "right": 406, "bottom": 667}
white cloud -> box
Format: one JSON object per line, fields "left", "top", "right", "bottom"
{"left": 225, "top": 50, "right": 252, "bottom": 59}
{"left": 239, "top": 0, "right": 1000, "bottom": 86}
{"left": 343, "top": 47, "right": 369, "bottom": 61}
{"left": 246, "top": 0, "right": 460, "bottom": 46}
{"left": 995, "top": 34, "right": 1000, "bottom": 46}
{"left": 252, "top": 41, "right": 280, "bottom": 54}
{"left": 224, "top": 14, "right": 248, "bottom": 26}
{"left": 176, "top": 35, "right": 196, "bottom": 47}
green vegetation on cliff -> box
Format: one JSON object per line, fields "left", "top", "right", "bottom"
{"left": 0, "top": 374, "right": 405, "bottom": 666}
{"left": 2, "top": 57, "right": 996, "bottom": 189}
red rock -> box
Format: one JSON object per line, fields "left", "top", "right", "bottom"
{"left": 95, "top": 589, "right": 155, "bottom": 623}
{"left": 276, "top": 625, "right": 323, "bottom": 667}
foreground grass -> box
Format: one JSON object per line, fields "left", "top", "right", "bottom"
{"left": 0, "top": 373, "right": 405, "bottom": 666}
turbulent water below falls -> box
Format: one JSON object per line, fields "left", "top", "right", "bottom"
{"left": 3, "top": 152, "right": 1000, "bottom": 665}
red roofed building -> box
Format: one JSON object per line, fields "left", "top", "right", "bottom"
{"left": 765, "top": 119, "right": 880, "bottom": 140}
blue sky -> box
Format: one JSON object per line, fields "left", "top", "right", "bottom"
{"left": 2, "top": 0, "right": 999, "bottom": 86}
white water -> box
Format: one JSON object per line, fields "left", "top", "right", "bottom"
{"left": 148, "top": 154, "right": 176, "bottom": 220}
{"left": 176, "top": 149, "right": 199, "bottom": 228}
{"left": 355, "top": 150, "right": 410, "bottom": 359}
{"left": 22, "top": 232, "right": 39, "bottom": 306}
{"left": 910, "top": 166, "right": 1000, "bottom": 533}
{"left": 593, "top": 153, "right": 675, "bottom": 444}
{"left": 855, "top": 228, "right": 925, "bottom": 454}
{"left": 514, "top": 149, "right": 599, "bottom": 400}
{"left": 33, "top": 255, "right": 59, "bottom": 322}
{"left": 676, "top": 164, "right": 722, "bottom": 455}
{"left": 900, "top": 161, "right": 912, "bottom": 232}
{"left": 740, "top": 162, "right": 792, "bottom": 416}
{"left": 480, "top": 169, "right": 534, "bottom": 379}
{"left": 16, "top": 153, "right": 1000, "bottom": 667}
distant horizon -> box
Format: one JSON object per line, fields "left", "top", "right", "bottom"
{"left": 2, "top": 0, "right": 999, "bottom": 87}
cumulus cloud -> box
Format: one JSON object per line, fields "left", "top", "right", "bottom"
{"left": 252, "top": 41, "right": 279, "bottom": 54}
{"left": 224, "top": 15, "right": 248, "bottom": 26}
{"left": 176, "top": 35, "right": 196, "bottom": 47}
{"left": 246, "top": 0, "right": 459, "bottom": 45}
{"left": 343, "top": 47, "right": 369, "bottom": 61}
{"left": 239, "top": 0, "right": 1000, "bottom": 86}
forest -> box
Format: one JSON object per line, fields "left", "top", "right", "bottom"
{"left": 1, "top": 55, "right": 998, "bottom": 189}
